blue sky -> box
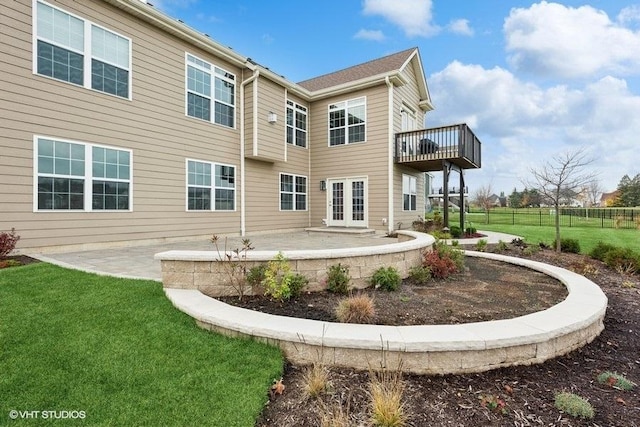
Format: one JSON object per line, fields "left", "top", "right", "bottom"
{"left": 154, "top": 0, "right": 640, "bottom": 196}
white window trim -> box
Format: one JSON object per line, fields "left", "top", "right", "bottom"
{"left": 279, "top": 173, "right": 308, "bottom": 212}
{"left": 32, "top": 0, "right": 133, "bottom": 100}
{"left": 286, "top": 99, "right": 308, "bottom": 149}
{"left": 327, "top": 96, "right": 367, "bottom": 147}
{"left": 185, "top": 158, "right": 237, "bottom": 212}
{"left": 33, "top": 135, "right": 133, "bottom": 212}
{"left": 184, "top": 53, "right": 236, "bottom": 129}
{"left": 402, "top": 174, "right": 417, "bottom": 212}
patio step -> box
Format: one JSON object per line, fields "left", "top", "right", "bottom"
{"left": 305, "top": 227, "right": 376, "bottom": 235}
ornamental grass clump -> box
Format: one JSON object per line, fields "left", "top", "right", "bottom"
{"left": 369, "top": 367, "right": 406, "bottom": 427}
{"left": 597, "top": 371, "right": 636, "bottom": 391}
{"left": 335, "top": 294, "right": 375, "bottom": 324}
{"left": 554, "top": 392, "right": 594, "bottom": 420}
{"left": 303, "top": 363, "right": 331, "bottom": 399}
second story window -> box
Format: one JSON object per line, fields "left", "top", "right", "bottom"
{"left": 35, "top": 1, "right": 131, "bottom": 99}
{"left": 186, "top": 54, "right": 235, "bottom": 128}
{"left": 286, "top": 100, "right": 307, "bottom": 148}
{"left": 328, "top": 97, "right": 366, "bottom": 146}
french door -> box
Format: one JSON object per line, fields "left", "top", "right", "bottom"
{"left": 328, "top": 177, "right": 367, "bottom": 227}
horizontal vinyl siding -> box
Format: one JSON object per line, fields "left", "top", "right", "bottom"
{"left": 394, "top": 166, "right": 425, "bottom": 229}
{"left": 0, "top": 0, "right": 247, "bottom": 249}
{"left": 309, "top": 86, "right": 389, "bottom": 231}
{"left": 254, "top": 76, "right": 285, "bottom": 161}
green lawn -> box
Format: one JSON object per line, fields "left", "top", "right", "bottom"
{"left": 467, "top": 222, "right": 640, "bottom": 254}
{"left": 0, "top": 263, "right": 283, "bottom": 426}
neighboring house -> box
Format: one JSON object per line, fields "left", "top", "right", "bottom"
{"left": 600, "top": 191, "right": 619, "bottom": 207}
{"left": 0, "top": 0, "right": 481, "bottom": 251}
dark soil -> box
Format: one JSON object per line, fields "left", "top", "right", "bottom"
{"left": 252, "top": 245, "right": 640, "bottom": 427}
{"left": 218, "top": 257, "right": 567, "bottom": 326}
{"left": 0, "top": 255, "right": 40, "bottom": 269}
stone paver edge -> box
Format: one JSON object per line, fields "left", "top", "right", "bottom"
{"left": 164, "top": 251, "right": 607, "bottom": 353}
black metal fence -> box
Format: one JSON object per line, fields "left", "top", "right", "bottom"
{"left": 475, "top": 208, "right": 640, "bottom": 229}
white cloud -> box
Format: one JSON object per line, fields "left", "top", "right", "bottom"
{"left": 427, "top": 61, "right": 640, "bottom": 192}
{"left": 363, "top": 0, "right": 439, "bottom": 37}
{"left": 504, "top": 2, "right": 640, "bottom": 79}
{"left": 447, "top": 19, "right": 473, "bottom": 36}
{"left": 354, "top": 29, "right": 386, "bottom": 41}
{"left": 618, "top": 5, "right": 640, "bottom": 25}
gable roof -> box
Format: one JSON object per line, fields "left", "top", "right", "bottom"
{"left": 297, "top": 48, "right": 417, "bottom": 92}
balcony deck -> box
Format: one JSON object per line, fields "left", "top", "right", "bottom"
{"left": 394, "top": 123, "right": 481, "bottom": 172}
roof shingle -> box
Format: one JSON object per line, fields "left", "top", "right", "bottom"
{"left": 297, "top": 47, "right": 417, "bottom": 92}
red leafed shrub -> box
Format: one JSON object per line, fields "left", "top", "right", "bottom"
{"left": 0, "top": 228, "right": 20, "bottom": 257}
{"left": 423, "top": 249, "right": 458, "bottom": 279}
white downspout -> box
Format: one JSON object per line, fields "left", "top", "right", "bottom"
{"left": 240, "top": 68, "right": 259, "bottom": 236}
{"left": 385, "top": 76, "right": 394, "bottom": 234}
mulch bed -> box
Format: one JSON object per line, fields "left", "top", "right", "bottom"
{"left": 0, "top": 255, "right": 40, "bottom": 269}
{"left": 253, "top": 246, "right": 640, "bottom": 426}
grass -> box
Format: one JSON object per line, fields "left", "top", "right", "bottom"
{"left": 0, "top": 263, "right": 283, "bottom": 426}
{"left": 454, "top": 222, "right": 640, "bottom": 254}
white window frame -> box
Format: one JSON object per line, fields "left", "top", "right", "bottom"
{"left": 402, "top": 174, "right": 417, "bottom": 211}
{"left": 286, "top": 100, "right": 308, "bottom": 148}
{"left": 279, "top": 173, "right": 307, "bottom": 211}
{"left": 185, "top": 53, "right": 236, "bottom": 128}
{"left": 32, "top": 0, "right": 132, "bottom": 100}
{"left": 185, "top": 159, "right": 236, "bottom": 212}
{"left": 33, "top": 135, "right": 133, "bottom": 212}
{"left": 328, "top": 96, "right": 366, "bottom": 146}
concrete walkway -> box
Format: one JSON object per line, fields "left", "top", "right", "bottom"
{"left": 28, "top": 230, "right": 519, "bottom": 281}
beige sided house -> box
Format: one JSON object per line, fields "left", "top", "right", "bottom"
{"left": 0, "top": 0, "right": 481, "bottom": 251}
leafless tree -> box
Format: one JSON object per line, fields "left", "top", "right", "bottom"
{"left": 585, "top": 180, "right": 603, "bottom": 207}
{"left": 472, "top": 184, "right": 494, "bottom": 224}
{"left": 526, "top": 150, "right": 596, "bottom": 252}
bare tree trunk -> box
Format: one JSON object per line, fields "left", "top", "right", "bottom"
{"left": 554, "top": 202, "right": 561, "bottom": 252}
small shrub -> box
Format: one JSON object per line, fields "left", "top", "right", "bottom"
{"left": 597, "top": 371, "right": 636, "bottom": 390}
{"left": 246, "top": 264, "right": 266, "bottom": 288}
{"left": 603, "top": 247, "right": 640, "bottom": 274}
{"left": 554, "top": 392, "right": 594, "bottom": 419}
{"left": 589, "top": 241, "right": 617, "bottom": 261}
{"left": 494, "top": 240, "right": 508, "bottom": 253}
{"left": 554, "top": 238, "right": 580, "bottom": 254}
{"left": 435, "top": 241, "right": 464, "bottom": 271}
{"left": 371, "top": 267, "right": 401, "bottom": 291}
{"left": 327, "top": 264, "right": 351, "bottom": 294}
{"left": 451, "top": 239, "right": 459, "bottom": 246}
{"left": 303, "top": 363, "right": 331, "bottom": 398}
{"left": 0, "top": 259, "right": 21, "bottom": 269}
{"left": 409, "top": 265, "right": 431, "bottom": 283}
{"left": 423, "top": 250, "right": 458, "bottom": 279}
{"left": 479, "top": 395, "right": 507, "bottom": 415}
{"left": 263, "top": 252, "right": 308, "bottom": 301}
{"left": 0, "top": 228, "right": 20, "bottom": 257}
{"left": 449, "top": 225, "right": 462, "bottom": 238}
{"left": 369, "top": 367, "right": 406, "bottom": 427}
{"left": 511, "top": 238, "right": 526, "bottom": 248}
{"left": 431, "top": 231, "right": 451, "bottom": 240}
{"left": 522, "top": 245, "right": 539, "bottom": 256}
{"left": 474, "top": 239, "right": 488, "bottom": 252}
{"left": 335, "top": 295, "right": 375, "bottom": 324}
{"left": 465, "top": 226, "right": 477, "bottom": 236}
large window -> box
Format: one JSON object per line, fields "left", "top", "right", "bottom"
{"left": 186, "top": 54, "right": 235, "bottom": 127}
{"left": 402, "top": 174, "right": 417, "bottom": 211}
{"left": 328, "top": 97, "right": 366, "bottom": 146}
{"left": 35, "top": 1, "right": 131, "bottom": 98}
{"left": 286, "top": 100, "right": 307, "bottom": 148}
{"left": 186, "top": 160, "right": 235, "bottom": 211}
{"left": 35, "top": 136, "right": 131, "bottom": 211}
{"left": 280, "top": 173, "right": 307, "bottom": 211}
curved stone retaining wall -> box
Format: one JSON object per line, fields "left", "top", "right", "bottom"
{"left": 161, "top": 246, "right": 608, "bottom": 375}
{"left": 155, "top": 230, "right": 435, "bottom": 296}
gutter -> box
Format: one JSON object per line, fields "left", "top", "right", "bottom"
{"left": 240, "top": 69, "right": 260, "bottom": 236}
{"left": 385, "top": 76, "right": 394, "bottom": 234}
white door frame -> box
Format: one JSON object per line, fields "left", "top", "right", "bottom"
{"left": 327, "top": 176, "right": 368, "bottom": 227}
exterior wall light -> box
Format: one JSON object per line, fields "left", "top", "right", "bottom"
{"left": 267, "top": 112, "right": 277, "bottom": 123}
{"left": 319, "top": 180, "right": 326, "bottom": 191}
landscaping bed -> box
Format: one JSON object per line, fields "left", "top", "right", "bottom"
{"left": 216, "top": 256, "right": 567, "bottom": 326}
{"left": 256, "top": 247, "right": 640, "bottom": 426}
